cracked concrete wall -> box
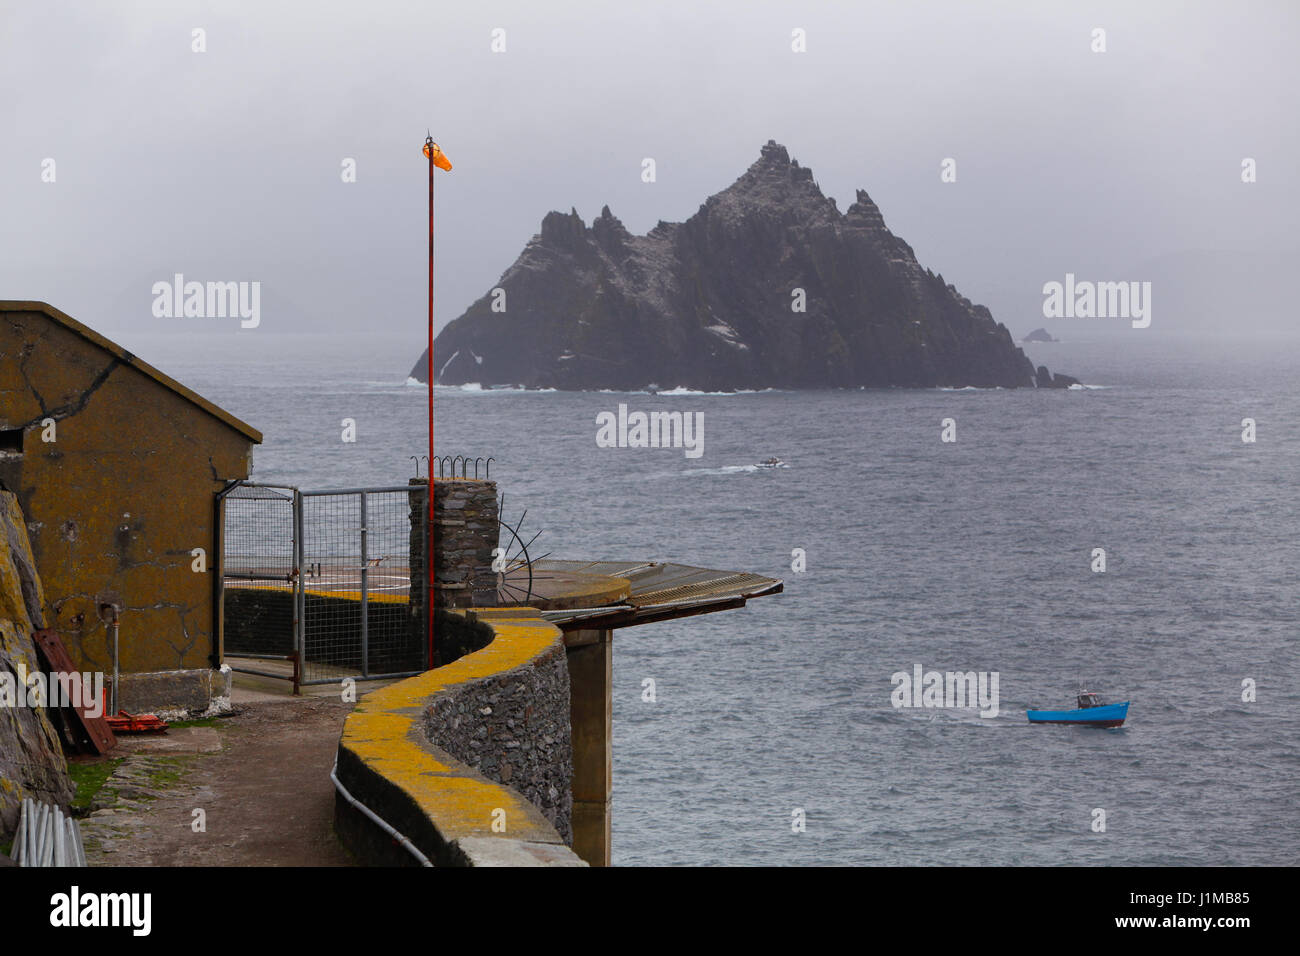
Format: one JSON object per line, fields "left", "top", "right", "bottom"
{"left": 1, "top": 307, "right": 254, "bottom": 710}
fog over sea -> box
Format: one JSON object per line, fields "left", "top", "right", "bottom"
{"left": 136, "top": 329, "right": 1299, "bottom": 866}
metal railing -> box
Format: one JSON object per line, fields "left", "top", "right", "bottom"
{"left": 411, "top": 455, "right": 495, "bottom": 480}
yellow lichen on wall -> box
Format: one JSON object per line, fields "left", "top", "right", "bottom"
{"left": 338, "top": 610, "right": 574, "bottom": 850}
{"left": 0, "top": 305, "right": 257, "bottom": 679}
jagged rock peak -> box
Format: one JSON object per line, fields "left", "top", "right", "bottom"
{"left": 743, "top": 140, "right": 816, "bottom": 185}
{"left": 540, "top": 207, "right": 587, "bottom": 245}
{"left": 415, "top": 139, "right": 1075, "bottom": 391}
{"left": 711, "top": 141, "right": 832, "bottom": 222}
{"left": 847, "top": 188, "right": 883, "bottom": 218}
{"left": 592, "top": 204, "right": 631, "bottom": 246}
{"left": 759, "top": 139, "right": 790, "bottom": 164}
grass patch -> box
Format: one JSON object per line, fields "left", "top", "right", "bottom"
{"left": 69, "top": 757, "right": 125, "bottom": 811}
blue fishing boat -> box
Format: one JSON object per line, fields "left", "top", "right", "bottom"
{"left": 1027, "top": 690, "right": 1129, "bottom": 728}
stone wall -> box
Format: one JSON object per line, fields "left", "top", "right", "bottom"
{"left": 0, "top": 491, "right": 74, "bottom": 839}
{"left": 422, "top": 632, "right": 572, "bottom": 842}
{"left": 117, "top": 666, "right": 232, "bottom": 719}
{"left": 334, "top": 609, "right": 582, "bottom": 867}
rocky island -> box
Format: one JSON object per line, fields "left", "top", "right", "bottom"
{"left": 413, "top": 141, "right": 1077, "bottom": 390}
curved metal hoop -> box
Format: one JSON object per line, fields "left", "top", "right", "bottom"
{"left": 495, "top": 492, "right": 547, "bottom": 606}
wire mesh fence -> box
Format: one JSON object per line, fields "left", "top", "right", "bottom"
{"left": 299, "top": 487, "right": 425, "bottom": 684}
{"left": 221, "top": 482, "right": 428, "bottom": 689}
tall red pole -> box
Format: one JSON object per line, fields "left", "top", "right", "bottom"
{"left": 426, "top": 137, "right": 436, "bottom": 669}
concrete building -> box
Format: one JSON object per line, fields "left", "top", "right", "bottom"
{"left": 0, "top": 301, "right": 261, "bottom": 713}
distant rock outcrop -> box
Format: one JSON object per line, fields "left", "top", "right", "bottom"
{"left": 1035, "top": 365, "right": 1080, "bottom": 389}
{"left": 414, "top": 141, "right": 1074, "bottom": 390}
{"left": 1022, "top": 328, "right": 1059, "bottom": 343}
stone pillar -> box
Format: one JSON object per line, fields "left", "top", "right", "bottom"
{"left": 434, "top": 479, "right": 499, "bottom": 608}
{"left": 409, "top": 477, "right": 502, "bottom": 610}
{"left": 410, "top": 478, "right": 500, "bottom": 663}
{"left": 566, "top": 627, "right": 612, "bottom": 867}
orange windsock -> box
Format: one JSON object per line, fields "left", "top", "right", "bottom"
{"left": 424, "top": 140, "right": 453, "bottom": 171}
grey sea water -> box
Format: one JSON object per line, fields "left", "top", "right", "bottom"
{"left": 138, "top": 330, "right": 1299, "bottom": 866}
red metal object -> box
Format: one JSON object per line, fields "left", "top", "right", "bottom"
{"left": 105, "top": 711, "right": 169, "bottom": 734}
{"left": 100, "top": 688, "right": 168, "bottom": 733}
{"left": 426, "top": 134, "right": 436, "bottom": 670}
{"left": 32, "top": 628, "right": 116, "bottom": 754}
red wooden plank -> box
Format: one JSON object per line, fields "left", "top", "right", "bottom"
{"left": 32, "top": 628, "right": 117, "bottom": 755}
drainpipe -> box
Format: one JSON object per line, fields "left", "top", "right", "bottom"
{"left": 99, "top": 602, "right": 121, "bottom": 714}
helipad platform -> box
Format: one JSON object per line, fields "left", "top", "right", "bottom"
{"left": 224, "top": 557, "right": 782, "bottom": 630}
{"left": 522, "top": 559, "right": 782, "bottom": 630}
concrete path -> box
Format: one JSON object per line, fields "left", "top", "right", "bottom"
{"left": 80, "top": 692, "right": 358, "bottom": 867}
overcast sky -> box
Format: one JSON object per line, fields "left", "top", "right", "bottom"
{"left": 2, "top": 0, "right": 1296, "bottom": 354}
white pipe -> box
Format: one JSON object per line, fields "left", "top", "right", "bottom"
{"left": 13, "top": 800, "right": 86, "bottom": 867}
{"left": 70, "top": 816, "right": 86, "bottom": 867}
{"left": 330, "top": 758, "right": 432, "bottom": 867}
{"left": 53, "top": 807, "right": 65, "bottom": 866}
{"left": 40, "top": 809, "right": 53, "bottom": 867}
{"left": 14, "top": 799, "right": 27, "bottom": 864}
{"left": 26, "top": 802, "right": 38, "bottom": 865}
{"left": 24, "top": 799, "right": 37, "bottom": 867}
{"left": 32, "top": 803, "right": 48, "bottom": 865}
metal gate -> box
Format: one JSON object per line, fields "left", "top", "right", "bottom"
{"left": 220, "top": 483, "right": 301, "bottom": 685}
{"left": 220, "top": 482, "right": 428, "bottom": 692}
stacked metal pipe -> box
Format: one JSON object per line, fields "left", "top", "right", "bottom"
{"left": 10, "top": 798, "right": 86, "bottom": 867}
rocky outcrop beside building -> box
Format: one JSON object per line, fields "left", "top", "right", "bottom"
{"left": 0, "top": 491, "right": 74, "bottom": 839}
{"left": 413, "top": 140, "right": 1074, "bottom": 391}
